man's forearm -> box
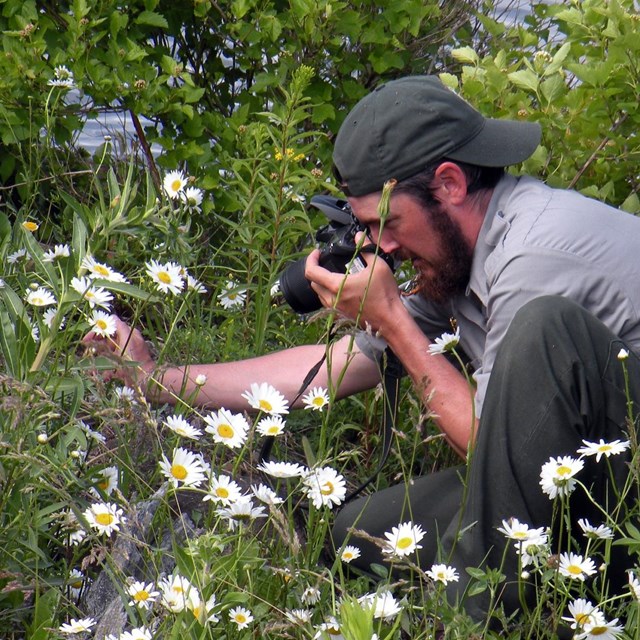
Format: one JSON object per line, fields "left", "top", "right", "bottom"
{"left": 380, "top": 307, "right": 477, "bottom": 457}
{"left": 141, "top": 336, "right": 380, "bottom": 412}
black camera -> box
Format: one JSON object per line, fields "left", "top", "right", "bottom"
{"left": 278, "top": 195, "right": 395, "bottom": 314}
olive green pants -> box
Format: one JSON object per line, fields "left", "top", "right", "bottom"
{"left": 333, "top": 296, "right": 640, "bottom": 619}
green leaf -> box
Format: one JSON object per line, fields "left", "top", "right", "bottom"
{"left": 0, "top": 308, "right": 20, "bottom": 378}
{"left": 507, "top": 69, "right": 539, "bottom": 93}
{"left": 451, "top": 46, "right": 479, "bottom": 65}
{"left": 544, "top": 42, "right": 571, "bottom": 76}
{"left": 135, "top": 10, "right": 168, "bottom": 29}
{"left": 620, "top": 192, "right": 640, "bottom": 214}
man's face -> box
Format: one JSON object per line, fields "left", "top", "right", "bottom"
{"left": 349, "top": 192, "right": 473, "bottom": 304}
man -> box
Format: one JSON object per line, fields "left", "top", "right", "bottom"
{"left": 97, "top": 76, "right": 640, "bottom": 620}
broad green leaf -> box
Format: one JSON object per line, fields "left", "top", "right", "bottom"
{"left": 0, "top": 308, "right": 20, "bottom": 378}
{"left": 135, "top": 10, "right": 168, "bottom": 29}
{"left": 451, "top": 46, "right": 479, "bottom": 65}
{"left": 544, "top": 42, "right": 571, "bottom": 76}
{"left": 507, "top": 69, "right": 539, "bottom": 93}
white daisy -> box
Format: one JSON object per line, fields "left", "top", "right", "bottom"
{"left": 58, "top": 617, "right": 96, "bottom": 633}
{"left": 428, "top": 327, "right": 460, "bottom": 355}
{"left": 163, "top": 414, "right": 202, "bottom": 440}
{"left": 251, "top": 483, "right": 284, "bottom": 506}
{"left": 89, "top": 465, "right": 118, "bottom": 497}
{"left": 70, "top": 276, "right": 114, "bottom": 310}
{"left": 340, "top": 545, "right": 361, "bottom": 563}
{"left": 516, "top": 531, "right": 549, "bottom": 568}
{"left": 7, "top": 248, "right": 26, "bottom": 263}
{"left": 218, "top": 280, "right": 246, "bottom": 309}
{"left": 497, "top": 517, "right": 546, "bottom": 541}
{"left": 81, "top": 255, "right": 128, "bottom": 282}
{"left": 26, "top": 287, "right": 56, "bottom": 307}
{"left": 257, "top": 460, "right": 307, "bottom": 479}
{"left": 83, "top": 501, "right": 124, "bottom": 536}
{"left": 203, "top": 408, "right": 249, "bottom": 449}
{"left": 576, "top": 617, "right": 624, "bottom": 640}
{"left": 314, "top": 617, "right": 344, "bottom": 640}
{"left": 242, "top": 382, "right": 289, "bottom": 415}
{"left": 159, "top": 447, "right": 209, "bottom": 488}
{"left": 302, "top": 386, "right": 330, "bottom": 411}
{"left": 229, "top": 606, "right": 253, "bottom": 629}
{"left": 301, "top": 586, "right": 321, "bottom": 605}
{"left": 203, "top": 474, "right": 245, "bottom": 505}
{"left": 629, "top": 571, "right": 640, "bottom": 601}
{"left": 578, "top": 518, "right": 614, "bottom": 540}
{"left": 42, "top": 244, "right": 70, "bottom": 262}
{"left": 48, "top": 65, "right": 75, "bottom": 88}
{"left": 186, "top": 589, "right": 219, "bottom": 624}
{"left": 67, "top": 568, "right": 85, "bottom": 599}
{"left": 561, "top": 598, "right": 604, "bottom": 630}
{"left": 285, "top": 608, "right": 312, "bottom": 624}
{"left": 43, "top": 308, "right": 64, "bottom": 330}
{"left": 302, "top": 466, "right": 347, "bottom": 509}
{"left": 90, "top": 310, "right": 117, "bottom": 337}
{"left": 426, "top": 563, "right": 459, "bottom": 585}
{"left": 382, "top": 521, "right": 426, "bottom": 557}
{"left": 120, "top": 627, "right": 153, "bottom": 640}
{"left": 216, "top": 499, "right": 267, "bottom": 531}
{"left": 186, "top": 274, "right": 207, "bottom": 294}
{"left": 159, "top": 574, "right": 195, "bottom": 612}
{"left": 558, "top": 552, "right": 597, "bottom": 581}
{"left": 577, "top": 438, "right": 630, "bottom": 463}
{"left": 539, "top": 455, "right": 584, "bottom": 499}
{"left": 358, "top": 590, "right": 401, "bottom": 620}
{"left": 256, "top": 414, "right": 287, "bottom": 437}
{"left": 114, "top": 386, "right": 137, "bottom": 403}
{"left": 180, "top": 186, "right": 204, "bottom": 211}
{"left": 145, "top": 259, "right": 185, "bottom": 295}
{"left": 127, "top": 580, "right": 160, "bottom": 610}
{"left": 618, "top": 348, "right": 629, "bottom": 361}
{"left": 163, "top": 170, "right": 187, "bottom": 199}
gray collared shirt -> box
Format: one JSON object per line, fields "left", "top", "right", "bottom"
{"left": 357, "top": 174, "right": 640, "bottom": 415}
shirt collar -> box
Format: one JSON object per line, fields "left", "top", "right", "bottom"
{"left": 466, "top": 174, "right": 519, "bottom": 305}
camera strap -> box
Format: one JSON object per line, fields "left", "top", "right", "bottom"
{"left": 258, "top": 341, "right": 403, "bottom": 503}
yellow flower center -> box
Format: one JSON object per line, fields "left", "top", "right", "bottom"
{"left": 567, "top": 564, "right": 583, "bottom": 575}
{"left": 216, "top": 487, "right": 229, "bottom": 498}
{"left": 589, "top": 626, "right": 607, "bottom": 636}
{"left": 94, "top": 265, "right": 110, "bottom": 276}
{"left": 158, "top": 271, "right": 172, "bottom": 284}
{"left": 343, "top": 552, "right": 353, "bottom": 560}
{"left": 327, "top": 627, "right": 341, "bottom": 636}
{"left": 267, "top": 425, "right": 280, "bottom": 435}
{"left": 217, "top": 424, "right": 234, "bottom": 439}
{"left": 259, "top": 399, "right": 273, "bottom": 412}
{"left": 70, "top": 579, "right": 83, "bottom": 589}
{"left": 557, "top": 465, "right": 571, "bottom": 477}
{"left": 98, "top": 479, "right": 109, "bottom": 490}
{"left": 96, "top": 319, "right": 108, "bottom": 330}
{"left": 575, "top": 613, "right": 590, "bottom": 625}
{"left": 513, "top": 531, "right": 528, "bottom": 539}
{"left": 171, "top": 464, "right": 188, "bottom": 480}
{"left": 235, "top": 613, "right": 247, "bottom": 624}
{"left": 312, "top": 397, "right": 325, "bottom": 407}
{"left": 171, "top": 179, "right": 183, "bottom": 192}
{"left": 598, "top": 445, "right": 611, "bottom": 453}
{"left": 397, "top": 536, "right": 413, "bottom": 549}
{"left": 32, "top": 297, "right": 44, "bottom": 305}
{"left": 95, "top": 512, "right": 114, "bottom": 526}
{"left": 134, "top": 590, "right": 150, "bottom": 602}
{"left": 320, "top": 481, "right": 334, "bottom": 496}
{"left": 23, "top": 221, "right": 38, "bottom": 231}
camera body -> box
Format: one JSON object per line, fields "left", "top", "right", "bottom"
{"left": 279, "top": 195, "right": 394, "bottom": 314}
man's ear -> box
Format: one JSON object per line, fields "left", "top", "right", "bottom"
{"left": 431, "top": 162, "right": 468, "bottom": 205}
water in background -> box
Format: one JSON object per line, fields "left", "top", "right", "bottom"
{"left": 77, "top": 0, "right": 535, "bottom": 154}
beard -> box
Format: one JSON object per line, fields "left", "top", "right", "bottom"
{"left": 413, "top": 203, "right": 473, "bottom": 305}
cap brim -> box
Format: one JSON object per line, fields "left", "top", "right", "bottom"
{"left": 447, "top": 119, "right": 542, "bottom": 167}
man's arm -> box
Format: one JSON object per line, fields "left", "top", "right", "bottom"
{"left": 86, "top": 319, "right": 381, "bottom": 411}
{"left": 306, "top": 251, "right": 477, "bottom": 457}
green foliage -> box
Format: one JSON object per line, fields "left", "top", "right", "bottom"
{"left": 446, "top": 0, "right": 640, "bottom": 210}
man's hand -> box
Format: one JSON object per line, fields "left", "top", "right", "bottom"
{"left": 304, "top": 244, "right": 406, "bottom": 336}
{"left": 82, "top": 317, "right": 155, "bottom": 386}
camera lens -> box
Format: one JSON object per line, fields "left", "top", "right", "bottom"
{"left": 278, "top": 257, "right": 322, "bottom": 314}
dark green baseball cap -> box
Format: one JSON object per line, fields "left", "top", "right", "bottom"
{"left": 332, "top": 75, "right": 541, "bottom": 197}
